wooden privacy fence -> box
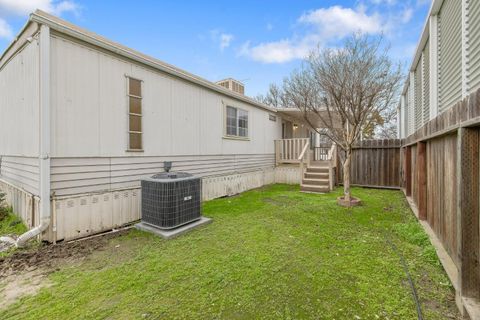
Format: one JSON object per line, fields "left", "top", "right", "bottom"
{"left": 402, "top": 88, "right": 480, "bottom": 317}
{"left": 337, "top": 139, "right": 402, "bottom": 188}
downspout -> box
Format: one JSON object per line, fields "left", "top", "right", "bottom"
{"left": 16, "top": 24, "right": 51, "bottom": 247}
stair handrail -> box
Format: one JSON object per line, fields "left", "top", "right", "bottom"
{"left": 298, "top": 141, "right": 310, "bottom": 179}
{"left": 298, "top": 141, "right": 310, "bottom": 161}
{"left": 327, "top": 143, "right": 337, "bottom": 167}
{"left": 326, "top": 143, "right": 337, "bottom": 190}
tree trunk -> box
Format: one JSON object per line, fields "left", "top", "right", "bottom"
{"left": 343, "top": 148, "right": 352, "bottom": 203}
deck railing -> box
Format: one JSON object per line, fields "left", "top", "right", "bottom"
{"left": 327, "top": 144, "right": 337, "bottom": 190}
{"left": 298, "top": 141, "right": 311, "bottom": 176}
{"left": 275, "top": 138, "right": 309, "bottom": 165}
{"left": 275, "top": 138, "right": 337, "bottom": 190}
{"left": 313, "top": 145, "right": 329, "bottom": 161}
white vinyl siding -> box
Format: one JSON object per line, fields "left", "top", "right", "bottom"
{"left": 50, "top": 154, "right": 275, "bottom": 196}
{"left": 406, "top": 83, "right": 415, "bottom": 136}
{"left": 423, "top": 40, "right": 430, "bottom": 123}
{"left": 0, "top": 38, "right": 39, "bottom": 157}
{"left": 438, "top": 0, "right": 462, "bottom": 113}
{"left": 50, "top": 35, "right": 280, "bottom": 158}
{"left": 470, "top": 0, "right": 480, "bottom": 92}
{"left": 0, "top": 38, "right": 40, "bottom": 195}
{"left": 414, "top": 59, "right": 423, "bottom": 130}
{"left": 0, "top": 156, "right": 39, "bottom": 195}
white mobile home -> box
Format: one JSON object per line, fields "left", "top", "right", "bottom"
{"left": 0, "top": 10, "right": 334, "bottom": 243}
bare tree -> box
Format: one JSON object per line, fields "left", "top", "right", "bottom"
{"left": 283, "top": 34, "right": 402, "bottom": 203}
{"left": 254, "top": 83, "right": 288, "bottom": 108}
{"left": 375, "top": 105, "right": 398, "bottom": 138}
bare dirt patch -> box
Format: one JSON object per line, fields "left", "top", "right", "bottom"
{"left": 1, "top": 270, "right": 52, "bottom": 309}
{"left": 0, "top": 230, "right": 129, "bottom": 308}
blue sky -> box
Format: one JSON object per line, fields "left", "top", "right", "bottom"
{"left": 0, "top": 0, "right": 431, "bottom": 97}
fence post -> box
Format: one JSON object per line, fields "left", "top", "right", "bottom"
{"left": 456, "top": 127, "right": 480, "bottom": 301}
{"left": 417, "top": 142, "right": 427, "bottom": 220}
{"left": 405, "top": 146, "right": 412, "bottom": 196}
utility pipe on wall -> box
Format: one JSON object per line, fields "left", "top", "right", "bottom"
{"left": 16, "top": 24, "right": 51, "bottom": 247}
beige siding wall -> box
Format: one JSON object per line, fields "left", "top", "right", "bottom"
{"left": 423, "top": 40, "right": 430, "bottom": 123}
{"left": 0, "top": 38, "right": 40, "bottom": 195}
{"left": 50, "top": 35, "right": 281, "bottom": 158}
{"left": 470, "top": 0, "right": 480, "bottom": 92}
{"left": 406, "top": 83, "right": 415, "bottom": 136}
{"left": 0, "top": 40, "right": 40, "bottom": 157}
{"left": 50, "top": 34, "right": 281, "bottom": 196}
{"left": 0, "top": 156, "right": 39, "bottom": 195}
{"left": 50, "top": 154, "right": 275, "bottom": 196}
{"left": 438, "top": 0, "right": 462, "bottom": 113}
{"left": 414, "top": 60, "right": 423, "bottom": 130}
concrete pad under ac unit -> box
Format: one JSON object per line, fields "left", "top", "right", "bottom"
{"left": 134, "top": 217, "right": 212, "bottom": 239}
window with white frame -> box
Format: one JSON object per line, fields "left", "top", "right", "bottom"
{"left": 128, "top": 77, "right": 142, "bottom": 150}
{"left": 226, "top": 106, "right": 248, "bottom": 138}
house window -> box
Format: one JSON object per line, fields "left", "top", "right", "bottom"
{"left": 226, "top": 106, "right": 248, "bottom": 138}
{"left": 128, "top": 77, "right": 142, "bottom": 150}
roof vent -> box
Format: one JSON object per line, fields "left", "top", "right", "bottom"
{"left": 216, "top": 78, "right": 245, "bottom": 95}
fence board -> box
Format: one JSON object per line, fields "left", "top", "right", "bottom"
{"left": 338, "top": 139, "right": 401, "bottom": 188}
{"left": 402, "top": 88, "right": 480, "bottom": 315}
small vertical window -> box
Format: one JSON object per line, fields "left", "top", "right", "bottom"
{"left": 128, "top": 77, "right": 142, "bottom": 150}
{"left": 225, "top": 105, "right": 248, "bottom": 138}
{"left": 238, "top": 109, "right": 248, "bottom": 137}
{"left": 226, "top": 106, "right": 237, "bottom": 136}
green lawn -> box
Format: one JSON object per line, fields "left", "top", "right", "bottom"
{"left": 1, "top": 185, "right": 458, "bottom": 319}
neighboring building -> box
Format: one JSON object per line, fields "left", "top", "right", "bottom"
{"left": 0, "top": 10, "right": 334, "bottom": 243}
{"left": 398, "top": 0, "right": 480, "bottom": 138}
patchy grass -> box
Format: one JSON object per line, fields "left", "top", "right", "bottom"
{"left": 0, "top": 185, "right": 459, "bottom": 319}
{"left": 0, "top": 192, "right": 28, "bottom": 258}
{"left": 0, "top": 210, "right": 27, "bottom": 236}
{"left": 0, "top": 191, "right": 27, "bottom": 237}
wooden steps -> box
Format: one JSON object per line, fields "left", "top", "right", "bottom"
{"left": 300, "top": 165, "right": 331, "bottom": 194}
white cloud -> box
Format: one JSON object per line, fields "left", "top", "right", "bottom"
{"left": 239, "top": 6, "right": 384, "bottom": 64}
{"left": 400, "top": 7, "right": 414, "bottom": 23}
{"left": 266, "top": 23, "right": 273, "bottom": 31}
{"left": 370, "top": 0, "right": 397, "bottom": 5}
{"left": 239, "top": 35, "right": 319, "bottom": 64}
{"left": 210, "top": 29, "right": 234, "bottom": 51}
{"left": 219, "top": 33, "right": 234, "bottom": 51}
{"left": 299, "top": 6, "right": 383, "bottom": 38}
{"left": 0, "top": 17, "right": 13, "bottom": 39}
{"left": 0, "top": 0, "right": 80, "bottom": 16}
